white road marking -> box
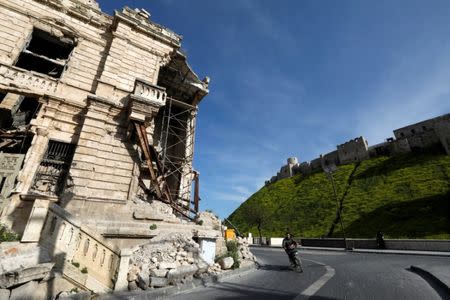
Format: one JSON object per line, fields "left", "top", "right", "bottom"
{"left": 293, "top": 258, "right": 336, "bottom": 299}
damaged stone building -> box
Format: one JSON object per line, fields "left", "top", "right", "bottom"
{"left": 0, "top": 0, "right": 234, "bottom": 296}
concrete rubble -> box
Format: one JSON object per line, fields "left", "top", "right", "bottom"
{"left": 218, "top": 257, "right": 234, "bottom": 270}
{"left": 236, "top": 236, "right": 256, "bottom": 261}
{"left": 125, "top": 231, "right": 256, "bottom": 290}
{"left": 126, "top": 231, "right": 216, "bottom": 290}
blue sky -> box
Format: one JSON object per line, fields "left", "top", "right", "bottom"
{"left": 98, "top": 0, "right": 450, "bottom": 218}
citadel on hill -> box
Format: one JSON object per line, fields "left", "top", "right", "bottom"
{"left": 267, "top": 113, "right": 450, "bottom": 184}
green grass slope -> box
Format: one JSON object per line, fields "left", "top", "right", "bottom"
{"left": 228, "top": 151, "right": 450, "bottom": 239}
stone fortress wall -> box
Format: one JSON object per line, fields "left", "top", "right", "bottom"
{"left": 267, "top": 113, "right": 450, "bottom": 184}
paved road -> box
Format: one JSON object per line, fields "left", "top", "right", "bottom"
{"left": 168, "top": 247, "right": 450, "bottom": 299}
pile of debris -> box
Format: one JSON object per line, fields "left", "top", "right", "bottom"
{"left": 236, "top": 236, "right": 255, "bottom": 262}
{"left": 0, "top": 242, "right": 88, "bottom": 300}
{"left": 126, "top": 231, "right": 257, "bottom": 291}
{"left": 126, "top": 232, "right": 214, "bottom": 290}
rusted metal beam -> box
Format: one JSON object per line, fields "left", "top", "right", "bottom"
{"left": 134, "top": 121, "right": 195, "bottom": 220}
{"left": 134, "top": 122, "right": 162, "bottom": 199}
{"left": 193, "top": 171, "right": 200, "bottom": 213}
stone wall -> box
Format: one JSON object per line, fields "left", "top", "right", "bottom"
{"left": 266, "top": 113, "right": 449, "bottom": 185}
{"left": 337, "top": 136, "right": 369, "bottom": 164}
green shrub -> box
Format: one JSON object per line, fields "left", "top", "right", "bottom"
{"left": 226, "top": 241, "right": 240, "bottom": 269}
{"left": 214, "top": 241, "right": 241, "bottom": 269}
{"left": 71, "top": 261, "right": 80, "bottom": 268}
{"left": 197, "top": 220, "right": 204, "bottom": 226}
{"left": 0, "top": 224, "right": 19, "bottom": 242}
{"left": 81, "top": 267, "right": 88, "bottom": 274}
{"left": 149, "top": 224, "right": 157, "bottom": 230}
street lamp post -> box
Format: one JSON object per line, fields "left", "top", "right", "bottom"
{"left": 321, "top": 155, "right": 349, "bottom": 250}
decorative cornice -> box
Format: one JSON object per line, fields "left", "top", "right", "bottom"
{"left": 114, "top": 7, "right": 181, "bottom": 48}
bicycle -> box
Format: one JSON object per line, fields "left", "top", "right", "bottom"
{"left": 291, "top": 250, "right": 303, "bottom": 272}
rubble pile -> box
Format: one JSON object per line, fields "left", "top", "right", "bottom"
{"left": 126, "top": 232, "right": 221, "bottom": 290}
{"left": 195, "top": 211, "right": 221, "bottom": 229}
{"left": 236, "top": 236, "right": 256, "bottom": 262}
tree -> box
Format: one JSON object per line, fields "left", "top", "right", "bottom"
{"left": 243, "top": 203, "right": 271, "bottom": 244}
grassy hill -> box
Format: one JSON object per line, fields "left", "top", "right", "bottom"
{"left": 228, "top": 150, "right": 450, "bottom": 239}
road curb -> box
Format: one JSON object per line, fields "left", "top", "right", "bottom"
{"left": 410, "top": 265, "right": 450, "bottom": 295}
{"left": 351, "top": 249, "right": 450, "bottom": 257}
{"left": 251, "top": 244, "right": 450, "bottom": 257}
{"left": 98, "top": 263, "right": 257, "bottom": 299}
{"left": 206, "top": 261, "right": 257, "bottom": 285}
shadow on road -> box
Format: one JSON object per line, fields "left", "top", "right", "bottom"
{"left": 407, "top": 268, "right": 450, "bottom": 299}
{"left": 257, "top": 262, "right": 323, "bottom": 273}
{"left": 200, "top": 281, "right": 339, "bottom": 300}
{"left": 203, "top": 281, "right": 296, "bottom": 300}
{"left": 257, "top": 264, "right": 292, "bottom": 272}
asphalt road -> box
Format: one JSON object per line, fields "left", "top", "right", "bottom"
{"left": 168, "top": 247, "right": 450, "bottom": 300}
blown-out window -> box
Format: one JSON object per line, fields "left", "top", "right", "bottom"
{"left": 31, "top": 140, "right": 76, "bottom": 195}
{"left": 15, "top": 28, "right": 75, "bottom": 78}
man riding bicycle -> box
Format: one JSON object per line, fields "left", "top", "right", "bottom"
{"left": 282, "top": 232, "right": 301, "bottom": 271}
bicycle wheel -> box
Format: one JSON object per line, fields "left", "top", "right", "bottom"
{"left": 294, "top": 257, "right": 303, "bottom": 273}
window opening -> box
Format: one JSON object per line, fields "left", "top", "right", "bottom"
{"left": 31, "top": 140, "right": 76, "bottom": 195}
{"left": 15, "top": 28, "right": 75, "bottom": 78}
{"left": 1, "top": 95, "right": 40, "bottom": 154}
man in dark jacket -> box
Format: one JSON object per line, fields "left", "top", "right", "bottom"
{"left": 282, "top": 232, "right": 298, "bottom": 267}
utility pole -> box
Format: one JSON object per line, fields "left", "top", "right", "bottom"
{"left": 321, "top": 155, "right": 348, "bottom": 250}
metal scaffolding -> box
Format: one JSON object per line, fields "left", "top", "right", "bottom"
{"left": 159, "top": 97, "right": 197, "bottom": 214}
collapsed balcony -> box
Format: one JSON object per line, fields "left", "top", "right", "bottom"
{"left": 129, "top": 51, "right": 208, "bottom": 220}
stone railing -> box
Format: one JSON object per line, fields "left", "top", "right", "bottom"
{"left": 39, "top": 204, "right": 121, "bottom": 293}
{"left": 129, "top": 79, "right": 167, "bottom": 122}
{"left": 0, "top": 64, "right": 59, "bottom": 95}
{"left": 133, "top": 79, "right": 166, "bottom": 105}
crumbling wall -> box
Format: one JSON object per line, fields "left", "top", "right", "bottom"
{"left": 97, "top": 9, "right": 174, "bottom": 95}
{"left": 0, "top": 1, "right": 108, "bottom": 103}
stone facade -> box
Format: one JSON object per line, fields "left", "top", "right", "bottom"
{"left": 0, "top": 0, "right": 223, "bottom": 295}
{"left": 393, "top": 113, "right": 450, "bottom": 154}
{"left": 266, "top": 113, "right": 450, "bottom": 184}
{"left": 337, "top": 137, "right": 369, "bottom": 164}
